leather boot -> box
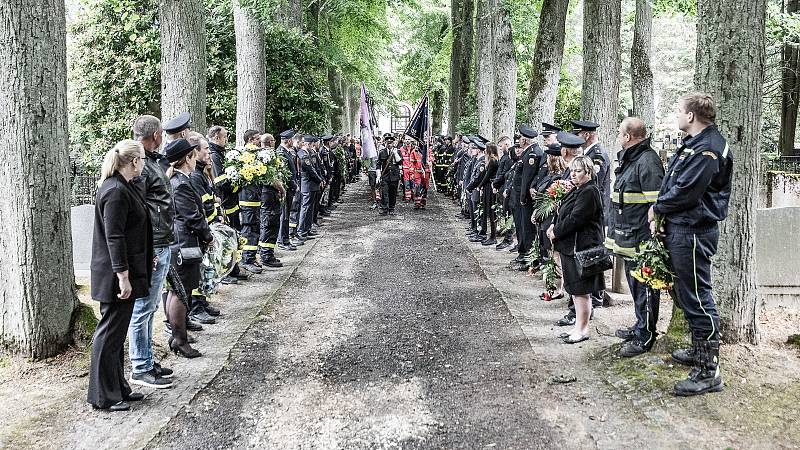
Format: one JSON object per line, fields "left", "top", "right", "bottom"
{"left": 671, "top": 346, "right": 698, "bottom": 366}
{"left": 674, "top": 340, "right": 723, "bottom": 396}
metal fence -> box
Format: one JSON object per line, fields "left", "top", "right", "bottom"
{"left": 763, "top": 156, "right": 800, "bottom": 175}
{"left": 69, "top": 160, "right": 99, "bottom": 206}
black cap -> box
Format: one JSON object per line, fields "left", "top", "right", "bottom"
{"left": 541, "top": 122, "right": 562, "bottom": 135}
{"left": 476, "top": 134, "right": 489, "bottom": 144}
{"left": 570, "top": 119, "right": 600, "bottom": 132}
{"left": 164, "top": 139, "right": 198, "bottom": 163}
{"left": 544, "top": 143, "right": 562, "bottom": 156}
{"left": 321, "top": 135, "right": 334, "bottom": 142}
{"left": 163, "top": 112, "right": 192, "bottom": 134}
{"left": 279, "top": 129, "right": 295, "bottom": 139}
{"left": 475, "top": 140, "right": 486, "bottom": 150}
{"left": 303, "top": 135, "right": 319, "bottom": 143}
{"left": 557, "top": 131, "right": 585, "bottom": 148}
{"left": 519, "top": 125, "right": 538, "bottom": 139}
{"left": 445, "top": 135, "right": 453, "bottom": 140}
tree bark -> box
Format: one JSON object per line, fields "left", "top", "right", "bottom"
{"left": 328, "top": 68, "right": 344, "bottom": 133}
{"left": 0, "top": 0, "right": 77, "bottom": 358}
{"left": 432, "top": 89, "right": 445, "bottom": 134}
{"left": 631, "top": 0, "right": 655, "bottom": 129}
{"left": 492, "top": 0, "right": 517, "bottom": 140}
{"left": 475, "top": 0, "right": 495, "bottom": 139}
{"left": 233, "top": 0, "right": 266, "bottom": 145}
{"left": 581, "top": 0, "right": 622, "bottom": 150}
{"left": 526, "top": 0, "right": 569, "bottom": 127}
{"left": 695, "top": 0, "right": 765, "bottom": 344}
{"left": 780, "top": 0, "right": 800, "bottom": 156}
{"left": 277, "top": 0, "right": 304, "bottom": 31}
{"left": 448, "top": 0, "right": 475, "bottom": 134}
{"left": 160, "top": 0, "right": 207, "bottom": 134}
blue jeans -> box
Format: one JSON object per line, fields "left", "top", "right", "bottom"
{"left": 127, "top": 246, "right": 171, "bottom": 374}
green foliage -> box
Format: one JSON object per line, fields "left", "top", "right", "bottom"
{"left": 206, "top": 0, "right": 238, "bottom": 129}
{"left": 553, "top": 69, "right": 581, "bottom": 130}
{"left": 652, "top": 0, "right": 696, "bottom": 17}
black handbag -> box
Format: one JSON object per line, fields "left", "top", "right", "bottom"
{"left": 177, "top": 247, "right": 204, "bottom": 265}
{"left": 574, "top": 244, "right": 613, "bottom": 278}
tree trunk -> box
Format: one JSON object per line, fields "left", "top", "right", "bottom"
{"left": 581, "top": 0, "right": 622, "bottom": 151}
{"left": 492, "top": 0, "right": 517, "bottom": 140}
{"left": 328, "top": 68, "right": 344, "bottom": 133}
{"left": 233, "top": 0, "right": 266, "bottom": 145}
{"left": 341, "top": 78, "right": 352, "bottom": 136}
{"left": 526, "top": 0, "right": 569, "bottom": 127}
{"left": 475, "top": 0, "right": 495, "bottom": 139}
{"left": 695, "top": 0, "right": 765, "bottom": 344}
{"left": 432, "top": 89, "right": 445, "bottom": 134}
{"left": 277, "top": 0, "right": 304, "bottom": 31}
{"left": 160, "top": 0, "right": 207, "bottom": 134}
{"left": 448, "top": 0, "right": 475, "bottom": 134}
{"left": 0, "top": 0, "right": 77, "bottom": 358}
{"left": 348, "top": 84, "right": 359, "bottom": 137}
{"left": 780, "top": 0, "right": 800, "bottom": 156}
{"left": 631, "top": 0, "right": 655, "bottom": 129}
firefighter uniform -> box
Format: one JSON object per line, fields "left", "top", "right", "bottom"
{"left": 515, "top": 126, "right": 543, "bottom": 263}
{"left": 210, "top": 142, "right": 240, "bottom": 229}
{"left": 297, "top": 137, "right": 324, "bottom": 236}
{"left": 258, "top": 183, "right": 283, "bottom": 267}
{"left": 605, "top": 137, "right": 664, "bottom": 349}
{"left": 238, "top": 184, "right": 261, "bottom": 267}
{"left": 276, "top": 132, "right": 299, "bottom": 247}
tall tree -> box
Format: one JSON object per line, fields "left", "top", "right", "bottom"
{"left": 448, "top": 0, "right": 475, "bottom": 134}
{"left": 631, "top": 0, "right": 655, "bottom": 129}
{"left": 695, "top": 0, "right": 766, "bottom": 344}
{"left": 492, "top": 0, "right": 517, "bottom": 140}
{"left": 0, "top": 0, "right": 77, "bottom": 358}
{"left": 581, "top": 0, "right": 622, "bottom": 150}
{"left": 527, "top": 0, "right": 569, "bottom": 127}
{"left": 233, "top": 0, "right": 266, "bottom": 145}
{"left": 475, "top": 0, "right": 495, "bottom": 138}
{"left": 431, "top": 89, "right": 445, "bottom": 134}
{"left": 160, "top": 0, "right": 207, "bottom": 133}
{"left": 780, "top": 0, "right": 800, "bottom": 156}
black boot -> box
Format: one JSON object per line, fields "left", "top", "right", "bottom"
{"left": 671, "top": 346, "right": 697, "bottom": 366}
{"left": 674, "top": 340, "right": 723, "bottom": 396}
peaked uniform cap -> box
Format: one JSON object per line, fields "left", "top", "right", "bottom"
{"left": 164, "top": 138, "right": 198, "bottom": 162}
{"left": 570, "top": 119, "right": 600, "bottom": 132}
{"left": 545, "top": 143, "right": 562, "bottom": 156}
{"left": 279, "top": 129, "right": 295, "bottom": 139}
{"left": 557, "top": 131, "right": 585, "bottom": 148}
{"left": 541, "top": 122, "right": 562, "bottom": 135}
{"left": 163, "top": 112, "right": 192, "bottom": 134}
{"left": 519, "top": 125, "right": 538, "bottom": 139}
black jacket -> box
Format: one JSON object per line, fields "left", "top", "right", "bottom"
{"left": 277, "top": 144, "right": 299, "bottom": 192}
{"left": 189, "top": 161, "right": 218, "bottom": 223}
{"left": 492, "top": 153, "right": 512, "bottom": 190}
{"left": 653, "top": 124, "right": 732, "bottom": 231}
{"left": 553, "top": 183, "right": 605, "bottom": 256}
{"left": 607, "top": 138, "right": 664, "bottom": 257}
{"left": 91, "top": 173, "right": 154, "bottom": 303}
{"left": 520, "top": 143, "right": 544, "bottom": 204}
{"left": 378, "top": 147, "right": 402, "bottom": 181}
{"left": 170, "top": 171, "right": 213, "bottom": 251}
{"left": 210, "top": 142, "right": 240, "bottom": 216}
{"left": 469, "top": 158, "right": 498, "bottom": 191}
{"left": 138, "top": 150, "right": 174, "bottom": 247}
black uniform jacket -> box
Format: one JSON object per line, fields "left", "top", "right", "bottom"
{"left": 170, "top": 171, "right": 213, "bottom": 251}
{"left": 492, "top": 153, "right": 512, "bottom": 190}
{"left": 91, "top": 173, "right": 154, "bottom": 303}
{"left": 553, "top": 182, "right": 605, "bottom": 256}
{"left": 378, "top": 147, "right": 402, "bottom": 181}
{"left": 210, "top": 142, "right": 240, "bottom": 215}
{"left": 520, "top": 144, "right": 544, "bottom": 204}
{"left": 189, "top": 161, "right": 218, "bottom": 223}
{"left": 653, "top": 124, "right": 732, "bottom": 231}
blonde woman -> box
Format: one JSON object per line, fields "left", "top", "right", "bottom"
{"left": 88, "top": 140, "right": 153, "bottom": 411}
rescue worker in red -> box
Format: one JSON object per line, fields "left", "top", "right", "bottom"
{"left": 399, "top": 137, "right": 414, "bottom": 201}
{"left": 409, "top": 143, "right": 425, "bottom": 209}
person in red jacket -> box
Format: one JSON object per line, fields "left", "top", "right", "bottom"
{"left": 399, "top": 137, "right": 414, "bottom": 201}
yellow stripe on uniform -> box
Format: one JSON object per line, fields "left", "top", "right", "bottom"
{"left": 612, "top": 191, "right": 660, "bottom": 204}
{"left": 225, "top": 205, "right": 240, "bottom": 214}
{"left": 258, "top": 242, "right": 276, "bottom": 249}
{"left": 239, "top": 201, "right": 261, "bottom": 207}
{"left": 242, "top": 244, "right": 258, "bottom": 251}
{"left": 201, "top": 193, "right": 214, "bottom": 202}
{"left": 206, "top": 210, "right": 218, "bottom": 223}
{"left": 604, "top": 236, "right": 636, "bottom": 258}
{"left": 191, "top": 288, "right": 202, "bottom": 296}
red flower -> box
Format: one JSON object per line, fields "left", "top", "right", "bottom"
{"left": 642, "top": 266, "right": 653, "bottom": 275}
{"left": 543, "top": 293, "right": 552, "bottom": 301}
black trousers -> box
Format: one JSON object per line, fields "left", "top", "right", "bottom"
{"left": 259, "top": 201, "right": 280, "bottom": 259}
{"left": 298, "top": 191, "right": 319, "bottom": 234}
{"left": 380, "top": 178, "right": 398, "bottom": 211}
{"left": 665, "top": 226, "right": 721, "bottom": 341}
{"left": 87, "top": 301, "right": 134, "bottom": 408}
{"left": 517, "top": 202, "right": 534, "bottom": 256}
{"left": 482, "top": 189, "right": 496, "bottom": 239}
{"left": 624, "top": 258, "right": 660, "bottom": 345}
{"left": 511, "top": 200, "right": 524, "bottom": 248}
{"left": 289, "top": 190, "right": 302, "bottom": 236}
{"left": 278, "top": 189, "right": 295, "bottom": 245}
{"left": 240, "top": 205, "right": 260, "bottom": 263}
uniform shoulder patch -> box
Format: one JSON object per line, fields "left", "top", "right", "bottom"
{"left": 528, "top": 157, "right": 536, "bottom": 165}
{"left": 702, "top": 151, "right": 718, "bottom": 160}
{"left": 480, "top": 166, "right": 485, "bottom": 171}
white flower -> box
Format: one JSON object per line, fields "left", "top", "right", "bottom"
{"left": 225, "top": 150, "right": 241, "bottom": 161}
{"left": 257, "top": 149, "right": 274, "bottom": 163}
{"left": 225, "top": 166, "right": 239, "bottom": 180}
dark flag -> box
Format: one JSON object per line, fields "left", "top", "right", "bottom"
{"left": 404, "top": 94, "right": 430, "bottom": 164}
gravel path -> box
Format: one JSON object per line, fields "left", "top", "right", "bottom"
{"left": 150, "top": 184, "right": 562, "bottom": 449}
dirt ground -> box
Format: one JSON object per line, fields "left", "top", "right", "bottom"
{"left": 1, "top": 182, "right": 799, "bottom": 449}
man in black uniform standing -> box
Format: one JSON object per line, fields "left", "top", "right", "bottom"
{"left": 378, "top": 135, "right": 401, "bottom": 215}
{"left": 650, "top": 93, "right": 732, "bottom": 396}
{"left": 297, "top": 136, "right": 324, "bottom": 238}
{"left": 514, "top": 125, "right": 543, "bottom": 271}
{"left": 276, "top": 130, "right": 299, "bottom": 251}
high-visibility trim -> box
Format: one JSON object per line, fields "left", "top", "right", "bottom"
{"left": 240, "top": 201, "right": 261, "bottom": 207}
{"left": 258, "top": 242, "right": 276, "bottom": 249}
{"left": 289, "top": 223, "right": 297, "bottom": 227}
{"left": 611, "top": 191, "right": 660, "bottom": 204}
{"left": 201, "top": 193, "right": 214, "bottom": 202}
{"left": 214, "top": 174, "right": 229, "bottom": 183}
{"left": 242, "top": 244, "right": 258, "bottom": 251}
{"left": 604, "top": 236, "right": 637, "bottom": 258}
{"left": 225, "top": 204, "right": 240, "bottom": 214}
{"left": 191, "top": 288, "right": 202, "bottom": 296}
{"left": 721, "top": 143, "right": 729, "bottom": 159}
{"left": 693, "top": 234, "right": 716, "bottom": 341}
{"left": 206, "top": 210, "right": 218, "bottom": 223}
{"left": 233, "top": 186, "right": 240, "bottom": 193}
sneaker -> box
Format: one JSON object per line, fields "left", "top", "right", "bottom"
{"left": 241, "top": 262, "right": 263, "bottom": 274}
{"left": 204, "top": 304, "right": 221, "bottom": 317}
{"left": 130, "top": 369, "right": 173, "bottom": 389}
{"left": 619, "top": 339, "right": 651, "bottom": 358}
{"left": 153, "top": 362, "right": 173, "bottom": 379}
{"left": 555, "top": 313, "right": 576, "bottom": 327}
{"left": 615, "top": 327, "right": 636, "bottom": 341}
{"left": 221, "top": 276, "right": 238, "bottom": 285}
{"left": 189, "top": 309, "right": 216, "bottom": 325}
{"left": 186, "top": 319, "right": 204, "bottom": 331}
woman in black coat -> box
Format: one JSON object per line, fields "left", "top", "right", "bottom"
{"left": 547, "top": 156, "right": 605, "bottom": 343}
{"left": 88, "top": 140, "right": 152, "bottom": 411}
{"left": 164, "top": 139, "right": 213, "bottom": 358}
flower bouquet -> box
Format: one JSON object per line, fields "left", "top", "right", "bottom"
{"left": 630, "top": 220, "right": 675, "bottom": 291}
{"left": 199, "top": 223, "right": 241, "bottom": 296}
{"left": 540, "top": 256, "right": 561, "bottom": 300}
{"left": 223, "top": 144, "right": 289, "bottom": 190}
{"left": 533, "top": 179, "right": 574, "bottom": 222}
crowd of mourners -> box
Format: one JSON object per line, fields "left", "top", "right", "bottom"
{"left": 432, "top": 92, "right": 734, "bottom": 397}
{"left": 88, "top": 113, "right": 362, "bottom": 411}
